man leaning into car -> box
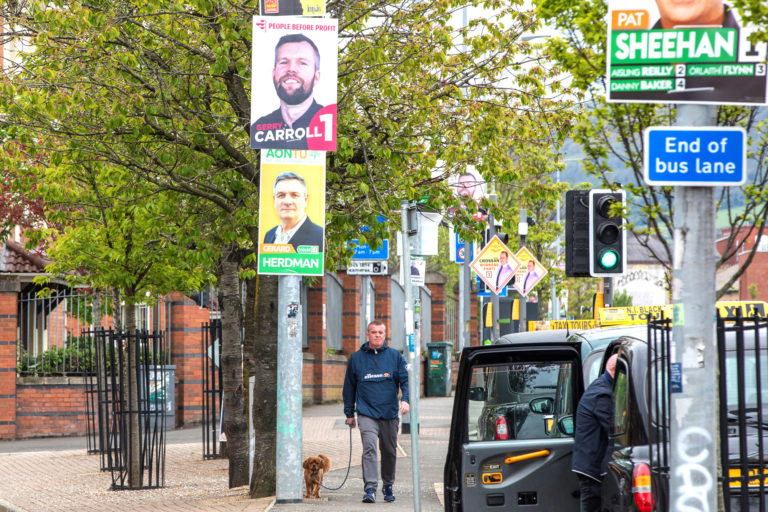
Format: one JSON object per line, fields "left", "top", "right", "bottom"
{"left": 572, "top": 353, "right": 618, "bottom": 512}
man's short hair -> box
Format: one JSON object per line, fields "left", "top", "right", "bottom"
{"left": 274, "top": 34, "right": 321, "bottom": 71}
{"left": 273, "top": 171, "right": 307, "bottom": 194}
{"left": 367, "top": 320, "right": 386, "bottom": 331}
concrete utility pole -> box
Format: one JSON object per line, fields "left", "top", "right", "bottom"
{"left": 669, "top": 104, "right": 719, "bottom": 512}
{"left": 400, "top": 200, "right": 421, "bottom": 512}
{"left": 275, "top": 275, "right": 303, "bottom": 503}
{"left": 518, "top": 209, "right": 528, "bottom": 332}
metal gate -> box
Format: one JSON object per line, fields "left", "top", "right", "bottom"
{"left": 647, "top": 316, "right": 671, "bottom": 512}
{"left": 202, "top": 319, "right": 224, "bottom": 459}
{"left": 648, "top": 311, "right": 768, "bottom": 511}
{"left": 718, "top": 311, "right": 768, "bottom": 511}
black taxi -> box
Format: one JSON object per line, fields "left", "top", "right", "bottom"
{"left": 443, "top": 325, "right": 644, "bottom": 511}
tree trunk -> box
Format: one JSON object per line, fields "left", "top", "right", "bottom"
{"left": 123, "top": 297, "right": 141, "bottom": 488}
{"left": 247, "top": 274, "right": 278, "bottom": 498}
{"left": 219, "top": 244, "right": 249, "bottom": 487}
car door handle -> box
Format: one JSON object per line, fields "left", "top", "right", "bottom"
{"left": 504, "top": 449, "right": 550, "bottom": 464}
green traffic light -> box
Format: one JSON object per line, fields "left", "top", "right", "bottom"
{"left": 599, "top": 249, "right": 619, "bottom": 269}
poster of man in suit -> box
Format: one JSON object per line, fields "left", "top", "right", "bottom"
{"left": 258, "top": 150, "right": 325, "bottom": 275}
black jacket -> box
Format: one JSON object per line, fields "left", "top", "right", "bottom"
{"left": 263, "top": 217, "right": 324, "bottom": 252}
{"left": 572, "top": 370, "right": 614, "bottom": 482}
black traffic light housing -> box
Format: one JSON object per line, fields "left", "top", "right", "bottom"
{"left": 589, "top": 189, "right": 626, "bottom": 277}
{"left": 565, "top": 190, "right": 590, "bottom": 277}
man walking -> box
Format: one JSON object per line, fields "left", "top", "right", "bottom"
{"left": 572, "top": 353, "right": 618, "bottom": 512}
{"left": 343, "top": 321, "right": 409, "bottom": 503}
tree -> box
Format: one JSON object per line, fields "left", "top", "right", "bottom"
{"left": 16, "top": 157, "right": 209, "bottom": 487}
{"left": 534, "top": 0, "right": 768, "bottom": 299}
{"left": 1, "top": 0, "right": 575, "bottom": 495}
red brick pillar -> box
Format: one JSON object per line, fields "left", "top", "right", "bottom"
{"left": 169, "top": 292, "right": 210, "bottom": 426}
{"left": 306, "top": 279, "right": 327, "bottom": 403}
{"left": 371, "top": 275, "right": 393, "bottom": 333}
{"left": 426, "top": 271, "right": 447, "bottom": 342}
{"left": 340, "top": 273, "right": 363, "bottom": 354}
{"left": 0, "top": 281, "right": 19, "bottom": 439}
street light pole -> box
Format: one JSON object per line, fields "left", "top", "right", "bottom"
{"left": 400, "top": 200, "right": 421, "bottom": 512}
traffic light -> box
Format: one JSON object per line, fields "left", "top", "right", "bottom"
{"left": 589, "top": 189, "right": 626, "bottom": 277}
{"left": 565, "top": 190, "right": 590, "bottom": 277}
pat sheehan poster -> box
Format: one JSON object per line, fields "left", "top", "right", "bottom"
{"left": 258, "top": 149, "right": 325, "bottom": 276}
{"left": 251, "top": 17, "right": 338, "bottom": 151}
{"left": 607, "top": 0, "right": 767, "bottom": 105}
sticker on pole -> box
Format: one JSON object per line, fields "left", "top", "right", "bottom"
{"left": 470, "top": 235, "right": 521, "bottom": 295}
{"left": 644, "top": 127, "right": 746, "bottom": 186}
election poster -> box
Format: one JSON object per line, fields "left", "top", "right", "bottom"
{"left": 511, "top": 247, "right": 548, "bottom": 297}
{"left": 260, "top": 0, "right": 325, "bottom": 17}
{"left": 606, "top": 0, "right": 767, "bottom": 105}
{"left": 258, "top": 149, "right": 325, "bottom": 275}
{"left": 470, "top": 235, "right": 521, "bottom": 295}
{"left": 251, "top": 17, "right": 338, "bottom": 151}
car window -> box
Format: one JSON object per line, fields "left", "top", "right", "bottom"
{"left": 467, "top": 362, "right": 573, "bottom": 441}
{"left": 724, "top": 349, "right": 768, "bottom": 407}
{"left": 612, "top": 359, "right": 630, "bottom": 446}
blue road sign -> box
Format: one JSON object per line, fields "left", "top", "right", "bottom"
{"left": 454, "top": 233, "right": 474, "bottom": 263}
{"left": 644, "top": 127, "right": 746, "bottom": 187}
{"left": 350, "top": 239, "right": 390, "bottom": 260}
{"left": 476, "top": 276, "right": 507, "bottom": 297}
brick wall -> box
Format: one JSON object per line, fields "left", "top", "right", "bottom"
{"left": 15, "top": 377, "right": 89, "bottom": 437}
{"left": 0, "top": 289, "right": 18, "bottom": 439}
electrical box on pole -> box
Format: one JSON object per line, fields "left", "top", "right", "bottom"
{"left": 565, "top": 190, "right": 590, "bottom": 277}
{"left": 588, "top": 189, "right": 626, "bottom": 277}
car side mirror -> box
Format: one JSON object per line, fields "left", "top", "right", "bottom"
{"left": 468, "top": 386, "right": 486, "bottom": 401}
{"left": 528, "top": 397, "right": 554, "bottom": 415}
{"left": 558, "top": 415, "right": 574, "bottom": 436}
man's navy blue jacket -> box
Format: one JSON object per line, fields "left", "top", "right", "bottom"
{"left": 343, "top": 342, "right": 409, "bottom": 420}
{"left": 572, "top": 370, "right": 614, "bottom": 482}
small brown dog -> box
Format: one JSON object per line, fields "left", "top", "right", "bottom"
{"left": 303, "top": 454, "right": 331, "bottom": 499}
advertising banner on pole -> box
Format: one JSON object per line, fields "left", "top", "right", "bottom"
{"left": 258, "top": 149, "right": 325, "bottom": 275}
{"left": 606, "top": 0, "right": 767, "bottom": 105}
{"left": 251, "top": 17, "right": 338, "bottom": 150}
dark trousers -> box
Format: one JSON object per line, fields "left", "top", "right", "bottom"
{"left": 578, "top": 474, "right": 602, "bottom": 512}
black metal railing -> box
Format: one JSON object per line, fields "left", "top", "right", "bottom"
{"left": 718, "top": 311, "right": 768, "bottom": 511}
{"left": 86, "top": 329, "right": 167, "bottom": 489}
{"left": 648, "top": 315, "right": 671, "bottom": 512}
{"left": 202, "top": 319, "right": 224, "bottom": 459}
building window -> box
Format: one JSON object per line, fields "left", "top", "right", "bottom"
{"left": 756, "top": 234, "right": 768, "bottom": 252}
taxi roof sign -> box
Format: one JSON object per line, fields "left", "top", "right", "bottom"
{"left": 599, "top": 305, "right": 666, "bottom": 326}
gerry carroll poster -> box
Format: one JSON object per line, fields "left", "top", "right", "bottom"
{"left": 251, "top": 17, "right": 338, "bottom": 151}
{"left": 607, "top": 0, "right": 767, "bottom": 105}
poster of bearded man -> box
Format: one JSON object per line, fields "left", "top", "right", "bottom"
{"left": 251, "top": 17, "right": 338, "bottom": 151}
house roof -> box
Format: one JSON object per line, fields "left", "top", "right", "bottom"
{"left": 627, "top": 233, "right": 670, "bottom": 265}
{"left": 0, "top": 240, "right": 51, "bottom": 274}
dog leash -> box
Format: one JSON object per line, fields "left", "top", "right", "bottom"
{"left": 319, "top": 426, "right": 353, "bottom": 491}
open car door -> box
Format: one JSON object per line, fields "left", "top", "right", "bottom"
{"left": 444, "top": 342, "right": 584, "bottom": 511}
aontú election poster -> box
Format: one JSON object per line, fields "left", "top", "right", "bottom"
{"left": 606, "top": 0, "right": 767, "bottom": 105}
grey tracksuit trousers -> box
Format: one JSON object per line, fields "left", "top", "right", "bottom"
{"left": 357, "top": 414, "right": 399, "bottom": 491}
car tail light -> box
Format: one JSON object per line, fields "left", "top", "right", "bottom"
{"left": 633, "top": 463, "right": 655, "bottom": 512}
{"left": 495, "top": 416, "right": 509, "bottom": 440}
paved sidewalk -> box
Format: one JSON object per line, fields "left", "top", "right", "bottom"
{"left": 0, "top": 395, "right": 453, "bottom": 512}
